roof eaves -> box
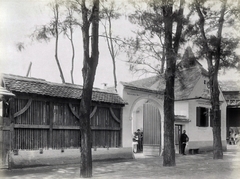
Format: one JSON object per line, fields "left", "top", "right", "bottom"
{"left": 123, "top": 83, "right": 164, "bottom": 94}
{"left": 2, "top": 74, "right": 126, "bottom": 105}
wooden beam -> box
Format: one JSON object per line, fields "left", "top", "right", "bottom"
{"left": 91, "top": 126, "right": 121, "bottom": 131}
{"left": 49, "top": 102, "right": 53, "bottom": 149}
{"left": 53, "top": 126, "right": 80, "bottom": 130}
{"left": 14, "top": 124, "right": 49, "bottom": 129}
{"left": 13, "top": 124, "right": 120, "bottom": 131}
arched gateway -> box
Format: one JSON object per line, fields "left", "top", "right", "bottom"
{"left": 119, "top": 80, "right": 163, "bottom": 155}
{"left": 131, "top": 98, "right": 163, "bottom": 155}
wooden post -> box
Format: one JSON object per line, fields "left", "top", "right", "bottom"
{"left": 9, "top": 99, "right": 15, "bottom": 169}
{"left": 120, "top": 107, "right": 123, "bottom": 147}
{"left": 49, "top": 102, "right": 54, "bottom": 149}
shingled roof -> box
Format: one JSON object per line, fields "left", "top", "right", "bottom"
{"left": 122, "top": 66, "right": 205, "bottom": 100}
{"left": 219, "top": 80, "right": 240, "bottom": 103}
{"left": 1, "top": 74, "right": 125, "bottom": 105}
{"left": 121, "top": 75, "right": 165, "bottom": 94}
{"left": 219, "top": 80, "right": 240, "bottom": 92}
{"left": 122, "top": 47, "right": 208, "bottom": 100}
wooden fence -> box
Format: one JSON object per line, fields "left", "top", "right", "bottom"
{"left": 2, "top": 95, "right": 122, "bottom": 152}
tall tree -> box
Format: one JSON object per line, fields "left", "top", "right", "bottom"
{"left": 162, "top": 0, "right": 185, "bottom": 166}
{"left": 126, "top": 0, "right": 186, "bottom": 166}
{"left": 31, "top": 0, "right": 66, "bottom": 83}
{"left": 126, "top": 1, "right": 166, "bottom": 75}
{"left": 193, "top": 0, "right": 240, "bottom": 159}
{"left": 100, "top": 1, "right": 121, "bottom": 91}
{"left": 62, "top": 3, "right": 79, "bottom": 84}
{"left": 31, "top": 0, "right": 65, "bottom": 83}
{"left": 79, "top": 0, "right": 99, "bottom": 177}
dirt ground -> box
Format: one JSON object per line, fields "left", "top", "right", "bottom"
{"left": 1, "top": 145, "right": 240, "bottom": 179}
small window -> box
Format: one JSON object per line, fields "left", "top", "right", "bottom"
{"left": 196, "top": 107, "right": 209, "bottom": 127}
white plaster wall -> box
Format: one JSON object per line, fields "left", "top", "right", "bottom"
{"left": 133, "top": 106, "right": 143, "bottom": 132}
{"left": 0, "top": 101, "right": 2, "bottom": 116}
{"left": 174, "top": 101, "right": 189, "bottom": 117}
{"left": 189, "top": 76, "right": 210, "bottom": 99}
{"left": 220, "top": 94, "right": 227, "bottom": 149}
{"left": 186, "top": 75, "right": 227, "bottom": 150}
{"left": 188, "top": 100, "right": 213, "bottom": 144}
{"left": 187, "top": 99, "right": 227, "bottom": 150}
{"left": 118, "top": 78, "right": 227, "bottom": 151}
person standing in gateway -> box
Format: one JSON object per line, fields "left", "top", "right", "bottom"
{"left": 180, "top": 130, "right": 189, "bottom": 155}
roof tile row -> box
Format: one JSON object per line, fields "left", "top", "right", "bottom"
{"left": 1, "top": 74, "right": 125, "bottom": 105}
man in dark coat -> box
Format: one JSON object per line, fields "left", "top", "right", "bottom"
{"left": 180, "top": 130, "right": 189, "bottom": 155}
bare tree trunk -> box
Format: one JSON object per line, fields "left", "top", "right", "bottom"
{"left": 108, "top": 17, "right": 117, "bottom": 91}
{"left": 104, "top": 15, "right": 118, "bottom": 91}
{"left": 69, "top": 27, "right": 75, "bottom": 84}
{"left": 80, "top": 0, "right": 99, "bottom": 177}
{"left": 210, "top": 71, "right": 223, "bottom": 159}
{"left": 54, "top": 4, "right": 65, "bottom": 83}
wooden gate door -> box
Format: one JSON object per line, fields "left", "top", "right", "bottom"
{"left": 143, "top": 103, "right": 161, "bottom": 156}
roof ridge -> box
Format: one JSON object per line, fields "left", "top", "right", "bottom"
{"left": 121, "top": 75, "right": 159, "bottom": 84}
{"left": 2, "top": 73, "right": 46, "bottom": 82}
{"left": 2, "top": 73, "right": 119, "bottom": 95}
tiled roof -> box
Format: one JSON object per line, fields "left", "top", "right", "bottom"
{"left": 122, "top": 47, "right": 207, "bottom": 100}
{"left": 1, "top": 74, "right": 125, "bottom": 105}
{"left": 219, "top": 80, "right": 240, "bottom": 103}
{"left": 219, "top": 80, "right": 240, "bottom": 92}
{"left": 122, "top": 65, "right": 204, "bottom": 100}
{"left": 121, "top": 75, "right": 165, "bottom": 94}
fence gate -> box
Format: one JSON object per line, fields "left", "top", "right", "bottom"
{"left": 143, "top": 103, "right": 161, "bottom": 156}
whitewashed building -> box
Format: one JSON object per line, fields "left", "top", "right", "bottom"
{"left": 118, "top": 47, "right": 227, "bottom": 155}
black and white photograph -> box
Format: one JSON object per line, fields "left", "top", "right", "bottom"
{"left": 0, "top": 0, "right": 240, "bottom": 178}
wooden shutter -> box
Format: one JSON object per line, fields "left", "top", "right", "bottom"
{"left": 204, "top": 108, "right": 209, "bottom": 127}
{"left": 196, "top": 107, "right": 201, "bottom": 126}
{"left": 197, "top": 107, "right": 209, "bottom": 127}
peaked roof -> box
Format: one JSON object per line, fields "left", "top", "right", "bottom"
{"left": 121, "top": 75, "right": 165, "bottom": 94}
{"left": 1, "top": 74, "right": 125, "bottom": 105}
{"left": 219, "top": 80, "right": 240, "bottom": 92}
{"left": 122, "top": 47, "right": 208, "bottom": 100}
{"left": 219, "top": 80, "right": 240, "bottom": 103}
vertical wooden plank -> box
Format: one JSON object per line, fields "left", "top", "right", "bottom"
{"left": 49, "top": 102, "right": 54, "bottom": 149}
{"left": 120, "top": 107, "right": 123, "bottom": 147}
{"left": 9, "top": 99, "right": 15, "bottom": 152}
{"left": 24, "top": 128, "right": 26, "bottom": 150}
{"left": 28, "top": 129, "right": 30, "bottom": 150}
{"left": 29, "top": 129, "right": 31, "bottom": 150}
{"left": 143, "top": 103, "right": 161, "bottom": 146}
{"left": 43, "top": 102, "right": 45, "bottom": 125}
{"left": 25, "top": 129, "right": 28, "bottom": 150}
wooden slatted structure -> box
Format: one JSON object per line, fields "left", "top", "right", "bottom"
{"left": 1, "top": 74, "right": 125, "bottom": 165}
{"left": 143, "top": 103, "right": 161, "bottom": 155}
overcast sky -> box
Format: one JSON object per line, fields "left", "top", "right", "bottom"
{"left": 0, "top": 0, "right": 239, "bottom": 89}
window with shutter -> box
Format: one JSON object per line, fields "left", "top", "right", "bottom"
{"left": 196, "top": 107, "right": 209, "bottom": 127}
